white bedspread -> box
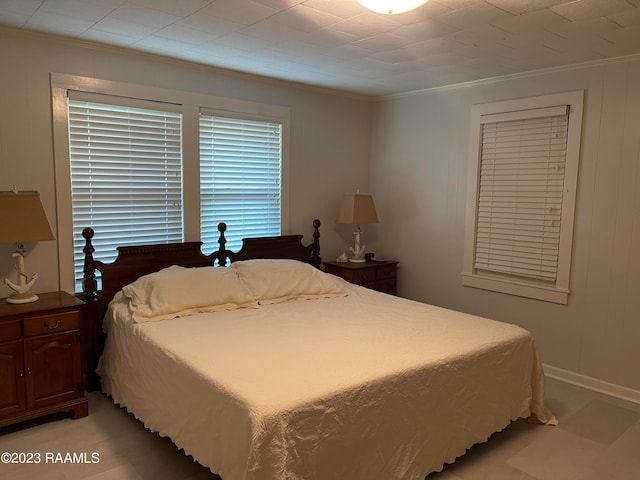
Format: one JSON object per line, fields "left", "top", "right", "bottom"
{"left": 97, "top": 279, "right": 555, "bottom": 480}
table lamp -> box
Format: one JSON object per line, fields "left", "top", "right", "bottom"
{"left": 336, "top": 193, "right": 379, "bottom": 263}
{"left": 0, "top": 190, "right": 56, "bottom": 304}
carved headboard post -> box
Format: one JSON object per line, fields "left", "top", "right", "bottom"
{"left": 81, "top": 227, "right": 102, "bottom": 391}
{"left": 217, "top": 222, "right": 228, "bottom": 267}
{"left": 82, "top": 227, "right": 98, "bottom": 301}
{"left": 311, "top": 219, "right": 321, "bottom": 267}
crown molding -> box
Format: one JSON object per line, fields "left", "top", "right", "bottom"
{"left": 377, "top": 52, "right": 640, "bottom": 101}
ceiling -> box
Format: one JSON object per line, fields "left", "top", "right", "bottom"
{"left": 1, "top": 0, "right": 640, "bottom": 96}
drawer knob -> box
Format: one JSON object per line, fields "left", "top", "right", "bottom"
{"left": 44, "top": 319, "right": 61, "bottom": 330}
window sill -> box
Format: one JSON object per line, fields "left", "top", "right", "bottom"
{"left": 461, "top": 273, "right": 569, "bottom": 305}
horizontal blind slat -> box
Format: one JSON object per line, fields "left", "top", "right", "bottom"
{"left": 474, "top": 112, "right": 569, "bottom": 283}
{"left": 69, "top": 98, "right": 184, "bottom": 289}
{"left": 200, "top": 114, "right": 282, "bottom": 253}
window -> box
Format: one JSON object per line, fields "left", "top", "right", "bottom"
{"left": 52, "top": 74, "right": 290, "bottom": 293}
{"left": 199, "top": 111, "right": 282, "bottom": 253}
{"left": 67, "top": 94, "right": 183, "bottom": 289}
{"left": 462, "top": 91, "right": 584, "bottom": 304}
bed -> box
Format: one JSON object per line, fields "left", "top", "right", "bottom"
{"left": 80, "top": 219, "right": 556, "bottom": 480}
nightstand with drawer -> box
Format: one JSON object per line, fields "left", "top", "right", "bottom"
{"left": 324, "top": 260, "right": 399, "bottom": 295}
{"left": 0, "top": 291, "right": 88, "bottom": 427}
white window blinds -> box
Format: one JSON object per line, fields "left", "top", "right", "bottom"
{"left": 199, "top": 112, "right": 282, "bottom": 254}
{"left": 474, "top": 107, "right": 569, "bottom": 283}
{"left": 68, "top": 97, "right": 183, "bottom": 288}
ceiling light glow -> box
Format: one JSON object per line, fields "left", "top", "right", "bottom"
{"left": 357, "top": 0, "right": 429, "bottom": 15}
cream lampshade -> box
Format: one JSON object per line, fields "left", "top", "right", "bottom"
{"left": 0, "top": 191, "right": 55, "bottom": 304}
{"left": 336, "top": 193, "right": 379, "bottom": 263}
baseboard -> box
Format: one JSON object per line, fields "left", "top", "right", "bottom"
{"left": 543, "top": 364, "right": 640, "bottom": 405}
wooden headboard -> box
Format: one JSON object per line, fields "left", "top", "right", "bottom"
{"left": 80, "top": 219, "right": 321, "bottom": 390}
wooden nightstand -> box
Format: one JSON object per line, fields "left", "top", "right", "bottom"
{"left": 0, "top": 291, "right": 88, "bottom": 428}
{"left": 324, "top": 259, "right": 398, "bottom": 295}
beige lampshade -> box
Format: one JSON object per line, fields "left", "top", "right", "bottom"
{"left": 0, "top": 191, "right": 56, "bottom": 244}
{"left": 336, "top": 194, "right": 379, "bottom": 225}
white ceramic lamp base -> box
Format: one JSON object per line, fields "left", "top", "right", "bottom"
{"left": 6, "top": 291, "right": 39, "bottom": 304}
{"left": 349, "top": 228, "right": 366, "bottom": 262}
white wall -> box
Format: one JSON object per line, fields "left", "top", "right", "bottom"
{"left": 370, "top": 56, "right": 640, "bottom": 395}
{"left": 0, "top": 27, "right": 372, "bottom": 294}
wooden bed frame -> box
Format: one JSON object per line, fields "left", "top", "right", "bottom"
{"left": 80, "top": 219, "right": 321, "bottom": 390}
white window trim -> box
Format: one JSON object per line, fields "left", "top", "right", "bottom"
{"left": 462, "top": 90, "right": 584, "bottom": 304}
{"left": 51, "top": 73, "right": 290, "bottom": 293}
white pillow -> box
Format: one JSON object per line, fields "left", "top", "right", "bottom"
{"left": 231, "top": 259, "right": 346, "bottom": 305}
{"left": 122, "top": 265, "right": 257, "bottom": 322}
